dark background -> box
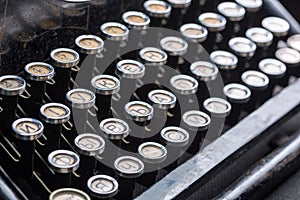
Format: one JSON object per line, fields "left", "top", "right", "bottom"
{"left": 281, "top": 0, "right": 300, "bottom": 21}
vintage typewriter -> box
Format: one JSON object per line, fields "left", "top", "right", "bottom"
{"left": 0, "top": 0, "right": 300, "bottom": 199}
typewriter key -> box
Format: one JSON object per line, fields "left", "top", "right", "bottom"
{"left": 198, "top": 12, "right": 227, "bottom": 52}
{"left": 100, "top": 22, "right": 129, "bottom": 42}
{"left": 114, "top": 156, "right": 144, "bottom": 199}
{"left": 241, "top": 70, "right": 269, "bottom": 112}
{"left": 139, "top": 47, "right": 168, "bottom": 83}
{"left": 138, "top": 142, "right": 167, "bottom": 187}
{"left": 275, "top": 48, "right": 300, "bottom": 83}
{"left": 87, "top": 175, "right": 118, "bottom": 198}
{"left": 190, "top": 61, "right": 219, "bottom": 102}
{"left": 91, "top": 75, "right": 120, "bottom": 120}
{"left": 217, "top": 2, "right": 245, "bottom": 41}
{"left": 229, "top": 37, "right": 257, "bottom": 72}
{"left": 259, "top": 58, "right": 286, "bottom": 99}
{"left": 125, "top": 101, "right": 154, "bottom": 122}
{"left": 170, "top": 75, "right": 198, "bottom": 111}
{"left": 66, "top": 88, "right": 95, "bottom": 134}
{"left": 48, "top": 150, "right": 80, "bottom": 187}
{"left": 160, "top": 36, "right": 188, "bottom": 73}
{"left": 262, "top": 17, "right": 290, "bottom": 56}
{"left": 75, "top": 35, "right": 104, "bottom": 55}
{"left": 143, "top": 0, "right": 171, "bottom": 27}
{"left": 160, "top": 126, "right": 189, "bottom": 171}
{"left": 49, "top": 48, "right": 80, "bottom": 103}
{"left": 224, "top": 83, "right": 251, "bottom": 125}
{"left": 99, "top": 118, "right": 129, "bottom": 140}
{"left": 210, "top": 50, "right": 238, "bottom": 83}
{"left": 75, "top": 133, "right": 105, "bottom": 178}
{"left": 246, "top": 27, "right": 273, "bottom": 66}
{"left": 122, "top": 11, "right": 150, "bottom": 30}
{"left": 116, "top": 59, "right": 145, "bottom": 79}
{"left": 182, "top": 110, "right": 210, "bottom": 154}
{"left": 204, "top": 97, "right": 231, "bottom": 117}
{"left": 180, "top": 23, "right": 208, "bottom": 43}
{"left": 12, "top": 118, "right": 44, "bottom": 179}
{"left": 148, "top": 89, "right": 177, "bottom": 110}
{"left": 40, "top": 103, "right": 70, "bottom": 152}
{"left": 49, "top": 188, "right": 91, "bottom": 200}
{"left": 204, "top": 97, "right": 231, "bottom": 135}
{"left": 0, "top": 75, "right": 26, "bottom": 131}
{"left": 287, "top": 34, "right": 300, "bottom": 52}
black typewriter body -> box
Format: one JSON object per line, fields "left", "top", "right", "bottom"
{"left": 0, "top": 0, "right": 300, "bottom": 200}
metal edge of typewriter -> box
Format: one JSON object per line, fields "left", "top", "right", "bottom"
{"left": 135, "top": 77, "right": 300, "bottom": 200}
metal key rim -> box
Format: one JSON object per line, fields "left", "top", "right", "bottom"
{"left": 204, "top": 97, "right": 232, "bottom": 117}
{"left": 210, "top": 50, "right": 238, "bottom": 70}
{"left": 0, "top": 75, "right": 26, "bottom": 96}
{"left": 190, "top": 61, "right": 219, "bottom": 81}
{"left": 235, "top": 0, "right": 263, "bottom": 12}
{"left": 91, "top": 74, "right": 120, "bottom": 95}
{"left": 228, "top": 37, "right": 257, "bottom": 57}
{"left": 148, "top": 89, "right": 177, "bottom": 109}
{"left": 50, "top": 48, "right": 80, "bottom": 68}
{"left": 217, "top": 2, "right": 246, "bottom": 22}
{"left": 160, "top": 36, "right": 188, "bottom": 56}
{"left": 139, "top": 47, "right": 168, "bottom": 66}
{"left": 223, "top": 83, "right": 252, "bottom": 104}
{"left": 138, "top": 142, "right": 168, "bottom": 164}
{"left": 66, "top": 88, "right": 96, "bottom": 109}
{"left": 241, "top": 70, "right": 270, "bottom": 90}
{"left": 75, "top": 34, "right": 104, "bottom": 54}
{"left": 99, "top": 118, "right": 130, "bottom": 140}
{"left": 24, "top": 62, "right": 55, "bottom": 81}
{"left": 114, "top": 156, "right": 145, "bottom": 178}
{"left": 74, "top": 133, "right": 105, "bottom": 156}
{"left": 49, "top": 188, "right": 91, "bottom": 200}
{"left": 180, "top": 23, "right": 208, "bottom": 42}
{"left": 122, "top": 11, "right": 150, "bottom": 29}
{"left": 258, "top": 58, "right": 287, "bottom": 78}
{"left": 40, "top": 103, "right": 71, "bottom": 124}
{"left": 262, "top": 17, "right": 290, "bottom": 37}
{"left": 116, "top": 59, "right": 145, "bottom": 79}
{"left": 170, "top": 74, "right": 198, "bottom": 95}
{"left": 182, "top": 110, "right": 211, "bottom": 131}
{"left": 125, "top": 101, "right": 154, "bottom": 122}
{"left": 87, "top": 175, "right": 119, "bottom": 198}
{"left": 100, "top": 22, "right": 129, "bottom": 41}
{"left": 48, "top": 149, "right": 80, "bottom": 173}
{"left": 246, "top": 27, "right": 273, "bottom": 47}
{"left": 160, "top": 126, "right": 189, "bottom": 147}
{"left": 198, "top": 12, "right": 227, "bottom": 32}
{"left": 143, "top": 0, "right": 172, "bottom": 18}
{"left": 12, "top": 118, "right": 44, "bottom": 141}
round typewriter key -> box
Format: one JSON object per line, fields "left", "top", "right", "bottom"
{"left": 48, "top": 150, "right": 80, "bottom": 173}
{"left": 40, "top": 103, "right": 70, "bottom": 152}
{"left": 210, "top": 50, "right": 238, "bottom": 83}
{"left": 182, "top": 110, "right": 211, "bottom": 154}
{"left": 246, "top": 27, "right": 273, "bottom": 48}
{"left": 12, "top": 118, "right": 44, "bottom": 179}
{"left": 24, "top": 62, "right": 55, "bottom": 82}
{"left": 198, "top": 12, "right": 227, "bottom": 32}
{"left": 87, "top": 175, "right": 118, "bottom": 198}
{"left": 75, "top": 35, "right": 104, "bottom": 55}
{"left": 241, "top": 70, "right": 270, "bottom": 112}
{"left": 0, "top": 75, "right": 26, "bottom": 131}
{"left": 190, "top": 61, "right": 219, "bottom": 102}
{"left": 148, "top": 89, "right": 177, "bottom": 109}
{"left": 49, "top": 188, "right": 91, "bottom": 200}
{"left": 204, "top": 97, "right": 231, "bottom": 117}
{"left": 125, "top": 101, "right": 154, "bottom": 122}
{"left": 275, "top": 48, "right": 300, "bottom": 81}
{"left": 160, "top": 36, "right": 188, "bottom": 72}
{"left": 229, "top": 37, "right": 257, "bottom": 73}
{"left": 160, "top": 126, "right": 189, "bottom": 171}
{"left": 100, "top": 22, "right": 129, "bottom": 41}
{"left": 99, "top": 118, "right": 129, "bottom": 140}
{"left": 287, "top": 34, "right": 300, "bottom": 52}
{"left": 235, "top": 0, "right": 262, "bottom": 11}
{"left": 91, "top": 75, "right": 120, "bottom": 120}
{"left": 224, "top": 83, "right": 251, "bottom": 125}
{"left": 259, "top": 58, "right": 286, "bottom": 100}
{"left": 48, "top": 150, "right": 80, "bottom": 187}
{"left": 160, "top": 36, "right": 188, "bottom": 56}
{"left": 139, "top": 47, "right": 168, "bottom": 66}
{"left": 229, "top": 37, "right": 257, "bottom": 58}
{"left": 122, "top": 11, "right": 150, "bottom": 30}
{"left": 262, "top": 17, "right": 290, "bottom": 38}
{"left": 198, "top": 12, "right": 227, "bottom": 52}
{"left": 167, "top": 0, "right": 191, "bottom": 8}
{"left": 246, "top": 27, "right": 274, "bottom": 66}
{"left": 180, "top": 23, "right": 208, "bottom": 43}
{"left": 114, "top": 156, "right": 144, "bottom": 198}
{"left": 116, "top": 59, "right": 145, "bottom": 79}
{"left": 50, "top": 48, "right": 80, "bottom": 68}
{"left": 49, "top": 48, "right": 79, "bottom": 102}
{"left": 75, "top": 133, "right": 105, "bottom": 178}
{"left": 259, "top": 58, "right": 287, "bottom": 79}
{"left": 170, "top": 75, "right": 198, "bottom": 95}
{"left": 218, "top": 2, "right": 245, "bottom": 22}
{"left": 138, "top": 142, "right": 167, "bottom": 164}
{"left": 66, "top": 89, "right": 95, "bottom": 109}
{"left": 143, "top": 0, "right": 172, "bottom": 19}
